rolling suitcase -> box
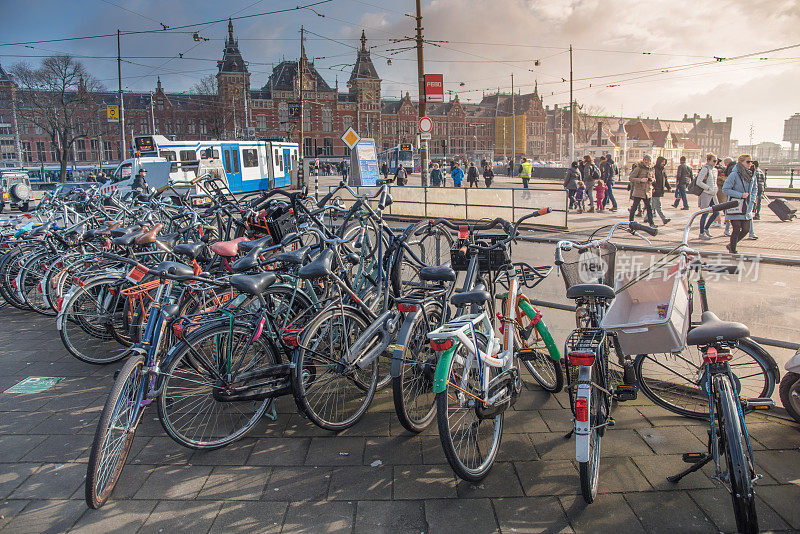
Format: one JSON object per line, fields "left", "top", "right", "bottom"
{"left": 767, "top": 196, "right": 797, "bottom": 221}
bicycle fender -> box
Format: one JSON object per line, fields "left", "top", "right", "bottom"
{"left": 432, "top": 344, "right": 458, "bottom": 394}
{"left": 519, "top": 300, "right": 561, "bottom": 361}
{"left": 390, "top": 308, "right": 421, "bottom": 378}
{"left": 742, "top": 337, "right": 781, "bottom": 384}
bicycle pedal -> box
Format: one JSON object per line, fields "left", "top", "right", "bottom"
{"left": 614, "top": 385, "right": 638, "bottom": 402}
{"left": 682, "top": 453, "right": 706, "bottom": 464}
{"left": 518, "top": 349, "right": 537, "bottom": 361}
{"left": 742, "top": 397, "right": 775, "bottom": 410}
{"left": 607, "top": 416, "right": 615, "bottom": 427}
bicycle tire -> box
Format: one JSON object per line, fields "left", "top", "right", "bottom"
{"left": 635, "top": 339, "right": 776, "bottom": 420}
{"left": 85, "top": 354, "right": 146, "bottom": 509}
{"left": 291, "top": 305, "right": 378, "bottom": 431}
{"left": 158, "top": 321, "right": 277, "bottom": 449}
{"left": 20, "top": 250, "right": 57, "bottom": 316}
{"left": 715, "top": 374, "right": 758, "bottom": 534}
{"left": 0, "top": 247, "right": 31, "bottom": 310}
{"left": 392, "top": 302, "right": 442, "bottom": 433}
{"left": 579, "top": 361, "right": 607, "bottom": 503}
{"left": 436, "top": 333, "right": 503, "bottom": 482}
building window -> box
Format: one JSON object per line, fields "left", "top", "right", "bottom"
{"left": 342, "top": 116, "right": 353, "bottom": 130}
{"left": 302, "top": 108, "right": 311, "bottom": 132}
{"left": 36, "top": 141, "right": 46, "bottom": 162}
{"left": 323, "top": 137, "right": 333, "bottom": 155}
{"left": 22, "top": 141, "right": 32, "bottom": 163}
{"left": 322, "top": 108, "right": 332, "bottom": 132}
{"left": 104, "top": 141, "right": 114, "bottom": 161}
{"left": 256, "top": 115, "right": 267, "bottom": 131}
{"left": 303, "top": 138, "right": 312, "bottom": 157}
{"left": 278, "top": 102, "right": 288, "bottom": 125}
{"left": 90, "top": 139, "right": 99, "bottom": 160}
{"left": 76, "top": 139, "right": 87, "bottom": 161}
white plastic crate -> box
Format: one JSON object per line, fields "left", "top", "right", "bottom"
{"left": 599, "top": 261, "right": 689, "bottom": 355}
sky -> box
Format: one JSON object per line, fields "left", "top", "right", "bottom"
{"left": 1, "top": 0, "right": 798, "bottom": 145}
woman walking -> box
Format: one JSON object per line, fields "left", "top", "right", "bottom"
{"left": 696, "top": 153, "right": 719, "bottom": 239}
{"left": 652, "top": 156, "right": 671, "bottom": 224}
{"left": 722, "top": 154, "right": 757, "bottom": 254}
{"left": 627, "top": 155, "right": 655, "bottom": 227}
{"left": 563, "top": 161, "right": 580, "bottom": 210}
{"left": 483, "top": 164, "right": 494, "bottom": 187}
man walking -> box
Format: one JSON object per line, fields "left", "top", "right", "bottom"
{"left": 600, "top": 153, "right": 619, "bottom": 211}
{"left": 581, "top": 155, "right": 601, "bottom": 213}
{"left": 652, "top": 156, "right": 671, "bottom": 225}
{"left": 673, "top": 156, "right": 691, "bottom": 210}
{"left": 451, "top": 161, "right": 464, "bottom": 187}
{"left": 519, "top": 157, "right": 532, "bottom": 189}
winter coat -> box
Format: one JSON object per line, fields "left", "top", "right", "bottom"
{"left": 628, "top": 161, "right": 654, "bottom": 199}
{"left": 467, "top": 166, "right": 479, "bottom": 183}
{"left": 451, "top": 167, "right": 464, "bottom": 186}
{"left": 695, "top": 163, "right": 718, "bottom": 196}
{"left": 581, "top": 163, "right": 600, "bottom": 185}
{"left": 600, "top": 159, "right": 618, "bottom": 184}
{"left": 652, "top": 161, "right": 671, "bottom": 197}
{"left": 676, "top": 163, "right": 693, "bottom": 186}
{"left": 722, "top": 166, "right": 757, "bottom": 221}
{"left": 563, "top": 168, "right": 580, "bottom": 191}
{"left": 430, "top": 168, "right": 442, "bottom": 186}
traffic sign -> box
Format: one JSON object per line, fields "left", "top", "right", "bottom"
{"left": 418, "top": 116, "right": 433, "bottom": 133}
{"left": 341, "top": 127, "right": 360, "bottom": 149}
{"left": 420, "top": 132, "right": 431, "bottom": 140}
{"left": 106, "top": 105, "right": 119, "bottom": 123}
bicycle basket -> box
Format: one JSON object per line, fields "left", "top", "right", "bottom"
{"left": 450, "top": 233, "right": 510, "bottom": 272}
{"left": 557, "top": 243, "right": 616, "bottom": 290}
{"left": 252, "top": 204, "right": 298, "bottom": 242}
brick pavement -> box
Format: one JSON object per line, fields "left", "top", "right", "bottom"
{"left": 1, "top": 308, "right": 800, "bottom": 533}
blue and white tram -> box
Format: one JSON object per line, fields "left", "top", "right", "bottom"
{"left": 377, "top": 143, "right": 414, "bottom": 175}
{"left": 133, "top": 135, "right": 299, "bottom": 193}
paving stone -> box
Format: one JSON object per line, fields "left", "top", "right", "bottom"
{"left": 559, "top": 493, "right": 645, "bottom": 533}
{"left": 304, "top": 436, "right": 365, "bottom": 466}
{"left": 514, "top": 460, "right": 580, "bottom": 497}
{"left": 749, "top": 421, "right": 800, "bottom": 450}
{"left": 139, "top": 499, "right": 222, "bottom": 533}
{"left": 335, "top": 411, "right": 391, "bottom": 436}
{"left": 208, "top": 500, "right": 287, "bottom": 533}
{"left": 0, "top": 499, "right": 29, "bottom": 529}
{"left": 190, "top": 438, "right": 256, "bottom": 465}
{"left": 496, "top": 433, "right": 537, "bottom": 462}
{"left": 419, "top": 435, "right": 448, "bottom": 464}
{"left": 636, "top": 404, "right": 707, "bottom": 427}
{"left": 624, "top": 491, "right": 715, "bottom": 533}
{"left": 29, "top": 407, "right": 101, "bottom": 435}
{"left": 133, "top": 436, "right": 194, "bottom": 465}
{"left": 394, "top": 465, "right": 458, "bottom": 499}
{"left": 354, "top": 500, "right": 427, "bottom": 534}
{"left": 134, "top": 464, "right": 213, "bottom": 500}
{"left": 2, "top": 499, "right": 85, "bottom": 534}
{"left": 529, "top": 431, "right": 577, "bottom": 460}
{"left": 594, "top": 456, "right": 652, "bottom": 493}
{"left": 0, "top": 410, "right": 51, "bottom": 434}
{"left": 263, "top": 466, "right": 331, "bottom": 501}
{"left": 247, "top": 437, "right": 310, "bottom": 466}
{"left": 492, "top": 496, "right": 572, "bottom": 533}
{"left": 424, "top": 498, "right": 499, "bottom": 533}
{"left": 0, "top": 433, "right": 47, "bottom": 462}
{"left": 538, "top": 408, "right": 574, "bottom": 432}
{"left": 70, "top": 499, "right": 158, "bottom": 533}
{"left": 758, "top": 484, "right": 800, "bottom": 529}
{"left": 0, "top": 463, "right": 39, "bottom": 499}
{"left": 688, "top": 488, "right": 790, "bottom": 533}
{"left": 90, "top": 463, "right": 155, "bottom": 500}
{"left": 636, "top": 426, "right": 706, "bottom": 455}
{"left": 10, "top": 463, "right": 85, "bottom": 499}
{"left": 328, "top": 465, "right": 392, "bottom": 500}
{"left": 248, "top": 412, "right": 291, "bottom": 437}
{"left": 756, "top": 449, "right": 800, "bottom": 485}
{"left": 197, "top": 466, "right": 270, "bottom": 501}
{"left": 606, "top": 405, "right": 653, "bottom": 429}
{"left": 364, "top": 435, "right": 423, "bottom": 465}
{"left": 502, "top": 409, "right": 548, "bottom": 433}
{"left": 631, "top": 454, "right": 716, "bottom": 490}
{"left": 513, "top": 388, "right": 565, "bottom": 411}
{"left": 20, "top": 433, "right": 92, "bottom": 463}
{"left": 455, "top": 462, "right": 524, "bottom": 498}
{"left": 282, "top": 500, "right": 354, "bottom": 533}
{"left": 283, "top": 414, "right": 338, "bottom": 437}
{"left": 595, "top": 429, "right": 653, "bottom": 457}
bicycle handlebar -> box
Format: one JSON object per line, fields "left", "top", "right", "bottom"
{"left": 713, "top": 200, "right": 739, "bottom": 213}
{"left": 629, "top": 221, "right": 658, "bottom": 236}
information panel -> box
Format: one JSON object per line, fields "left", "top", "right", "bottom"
{"left": 349, "top": 138, "right": 379, "bottom": 186}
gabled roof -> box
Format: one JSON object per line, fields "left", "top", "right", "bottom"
{"left": 625, "top": 120, "right": 652, "bottom": 141}
{"left": 349, "top": 31, "right": 380, "bottom": 84}
{"left": 650, "top": 130, "right": 669, "bottom": 147}
{"left": 0, "top": 63, "right": 11, "bottom": 83}
{"left": 265, "top": 61, "right": 333, "bottom": 92}
{"left": 218, "top": 19, "right": 248, "bottom": 74}
{"left": 678, "top": 137, "right": 701, "bottom": 150}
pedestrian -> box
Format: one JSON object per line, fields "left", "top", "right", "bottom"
{"left": 519, "top": 157, "right": 532, "bottom": 189}
{"left": 652, "top": 156, "right": 672, "bottom": 224}
{"left": 575, "top": 181, "right": 587, "bottom": 213}
{"left": 718, "top": 157, "right": 732, "bottom": 232}
{"left": 395, "top": 164, "right": 407, "bottom": 186}
{"left": 132, "top": 168, "right": 148, "bottom": 195}
{"left": 342, "top": 161, "right": 349, "bottom": 182}
{"left": 451, "top": 162, "right": 464, "bottom": 187}
{"left": 753, "top": 160, "right": 765, "bottom": 221}
{"left": 381, "top": 161, "right": 389, "bottom": 180}
{"left": 467, "top": 161, "right": 479, "bottom": 188}
{"left": 696, "top": 153, "right": 719, "bottom": 239}
{"left": 563, "top": 161, "right": 580, "bottom": 209}
{"left": 627, "top": 155, "right": 656, "bottom": 227}
{"left": 722, "top": 154, "right": 757, "bottom": 254}
{"left": 507, "top": 159, "right": 514, "bottom": 177}
{"left": 600, "top": 153, "right": 619, "bottom": 211}
{"left": 581, "top": 155, "right": 601, "bottom": 213}
{"left": 593, "top": 179, "right": 608, "bottom": 212}
{"left": 430, "top": 163, "right": 443, "bottom": 187}
{"left": 673, "top": 155, "right": 692, "bottom": 210}
{"left": 483, "top": 164, "right": 494, "bottom": 187}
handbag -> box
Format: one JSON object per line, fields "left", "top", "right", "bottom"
{"left": 725, "top": 173, "right": 748, "bottom": 216}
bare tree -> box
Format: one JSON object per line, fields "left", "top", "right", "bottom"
{"left": 11, "top": 55, "right": 104, "bottom": 181}
{"left": 191, "top": 75, "right": 229, "bottom": 139}
{"left": 574, "top": 102, "right": 606, "bottom": 144}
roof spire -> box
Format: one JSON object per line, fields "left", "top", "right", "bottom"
{"left": 156, "top": 76, "right": 162, "bottom": 91}
{"left": 228, "top": 18, "right": 234, "bottom": 42}
{"left": 360, "top": 30, "right": 367, "bottom": 52}
{"left": 534, "top": 79, "right": 538, "bottom": 96}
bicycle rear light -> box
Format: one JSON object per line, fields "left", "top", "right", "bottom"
{"left": 575, "top": 397, "right": 589, "bottom": 422}
{"left": 397, "top": 303, "right": 418, "bottom": 313}
{"left": 430, "top": 339, "right": 453, "bottom": 351}
{"left": 568, "top": 351, "right": 595, "bottom": 366}
{"left": 703, "top": 346, "right": 732, "bottom": 363}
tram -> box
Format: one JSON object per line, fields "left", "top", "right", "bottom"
{"left": 377, "top": 143, "right": 414, "bottom": 175}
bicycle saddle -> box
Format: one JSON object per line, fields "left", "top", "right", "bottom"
{"left": 686, "top": 311, "right": 750, "bottom": 346}
{"left": 152, "top": 261, "right": 195, "bottom": 280}
{"left": 298, "top": 248, "right": 335, "bottom": 279}
{"left": 230, "top": 272, "right": 276, "bottom": 295}
{"left": 419, "top": 265, "right": 456, "bottom": 282}
{"left": 451, "top": 289, "right": 491, "bottom": 307}
{"left": 274, "top": 246, "right": 310, "bottom": 265}
{"left": 565, "top": 283, "right": 615, "bottom": 300}
{"left": 103, "top": 220, "right": 124, "bottom": 229}
{"left": 110, "top": 225, "right": 141, "bottom": 238}
{"left": 238, "top": 235, "right": 273, "bottom": 254}
{"left": 156, "top": 232, "right": 182, "bottom": 250}
{"left": 231, "top": 249, "right": 262, "bottom": 273}
{"left": 30, "top": 222, "right": 53, "bottom": 237}
{"left": 210, "top": 237, "right": 248, "bottom": 257}
{"left": 84, "top": 228, "right": 111, "bottom": 240}
{"left": 112, "top": 230, "right": 145, "bottom": 247}
{"left": 173, "top": 242, "right": 207, "bottom": 260}
{"left": 134, "top": 223, "right": 164, "bottom": 245}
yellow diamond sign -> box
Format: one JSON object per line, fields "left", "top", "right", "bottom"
{"left": 341, "top": 127, "right": 360, "bottom": 149}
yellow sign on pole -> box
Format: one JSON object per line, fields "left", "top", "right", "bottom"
{"left": 106, "top": 105, "right": 120, "bottom": 123}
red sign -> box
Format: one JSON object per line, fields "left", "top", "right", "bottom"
{"left": 425, "top": 74, "right": 444, "bottom": 102}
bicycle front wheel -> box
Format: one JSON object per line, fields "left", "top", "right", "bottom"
{"left": 85, "top": 354, "right": 146, "bottom": 509}
{"left": 715, "top": 374, "right": 758, "bottom": 534}
{"left": 635, "top": 338, "right": 776, "bottom": 419}
{"left": 435, "top": 335, "right": 503, "bottom": 482}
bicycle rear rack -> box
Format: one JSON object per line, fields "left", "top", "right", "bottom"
{"left": 565, "top": 328, "right": 605, "bottom": 366}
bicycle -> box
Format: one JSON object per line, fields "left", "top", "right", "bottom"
{"left": 426, "top": 210, "right": 560, "bottom": 482}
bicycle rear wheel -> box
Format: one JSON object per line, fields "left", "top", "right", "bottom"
{"left": 635, "top": 339, "right": 776, "bottom": 419}
{"left": 85, "top": 354, "right": 146, "bottom": 509}
{"left": 435, "top": 335, "right": 503, "bottom": 482}
{"left": 579, "top": 361, "right": 607, "bottom": 504}
{"left": 715, "top": 374, "right": 758, "bottom": 534}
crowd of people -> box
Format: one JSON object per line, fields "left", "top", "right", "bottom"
{"left": 563, "top": 152, "right": 766, "bottom": 253}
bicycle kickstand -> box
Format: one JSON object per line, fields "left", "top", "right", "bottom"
{"left": 563, "top": 428, "right": 574, "bottom": 440}
{"left": 667, "top": 453, "right": 713, "bottom": 483}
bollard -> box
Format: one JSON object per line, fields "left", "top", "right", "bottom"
{"left": 791, "top": 169, "right": 795, "bottom": 189}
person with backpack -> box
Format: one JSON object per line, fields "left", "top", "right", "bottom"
{"left": 451, "top": 161, "right": 464, "bottom": 187}
{"left": 581, "top": 155, "right": 601, "bottom": 213}
{"left": 600, "top": 153, "right": 619, "bottom": 212}
{"left": 563, "top": 161, "right": 581, "bottom": 210}
{"left": 628, "top": 155, "right": 656, "bottom": 227}
{"left": 673, "top": 156, "right": 692, "bottom": 210}
{"left": 395, "top": 165, "right": 407, "bottom": 186}
{"left": 696, "top": 153, "right": 719, "bottom": 239}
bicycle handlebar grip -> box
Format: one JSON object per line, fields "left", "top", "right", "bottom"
{"left": 156, "top": 184, "right": 170, "bottom": 195}
{"left": 713, "top": 200, "right": 739, "bottom": 213}
{"left": 190, "top": 175, "right": 202, "bottom": 185}
{"left": 629, "top": 221, "right": 658, "bottom": 236}
{"left": 536, "top": 207, "right": 551, "bottom": 216}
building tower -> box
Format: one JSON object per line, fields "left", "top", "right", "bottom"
{"left": 348, "top": 30, "right": 381, "bottom": 142}
{"left": 216, "top": 19, "right": 251, "bottom": 138}
{"left": 617, "top": 120, "right": 628, "bottom": 170}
